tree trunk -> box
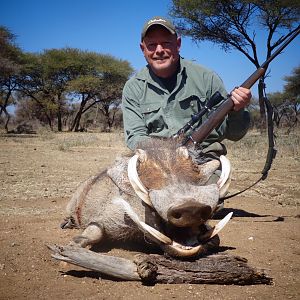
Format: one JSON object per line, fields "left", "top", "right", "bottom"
{"left": 0, "top": 90, "right": 12, "bottom": 132}
{"left": 46, "top": 115, "right": 53, "bottom": 131}
{"left": 0, "top": 106, "right": 11, "bottom": 133}
{"left": 70, "top": 95, "right": 87, "bottom": 132}
{"left": 101, "top": 105, "right": 112, "bottom": 132}
{"left": 94, "top": 103, "right": 99, "bottom": 125}
{"left": 57, "top": 109, "right": 62, "bottom": 132}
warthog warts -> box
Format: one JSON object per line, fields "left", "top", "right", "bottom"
{"left": 61, "top": 139, "right": 232, "bottom": 258}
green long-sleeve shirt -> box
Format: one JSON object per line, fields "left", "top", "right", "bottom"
{"left": 122, "top": 57, "right": 250, "bottom": 155}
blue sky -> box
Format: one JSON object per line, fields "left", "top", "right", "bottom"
{"left": 1, "top": 0, "right": 299, "bottom": 98}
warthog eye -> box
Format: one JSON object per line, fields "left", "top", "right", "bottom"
{"left": 173, "top": 212, "right": 182, "bottom": 219}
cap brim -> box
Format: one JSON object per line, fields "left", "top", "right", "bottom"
{"left": 142, "top": 23, "right": 176, "bottom": 39}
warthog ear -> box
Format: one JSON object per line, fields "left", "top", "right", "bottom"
{"left": 176, "top": 146, "right": 189, "bottom": 159}
{"left": 135, "top": 149, "right": 147, "bottom": 163}
{"left": 197, "top": 160, "right": 220, "bottom": 185}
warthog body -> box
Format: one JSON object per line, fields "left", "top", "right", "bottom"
{"left": 61, "top": 139, "right": 231, "bottom": 258}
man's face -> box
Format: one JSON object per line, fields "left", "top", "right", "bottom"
{"left": 140, "top": 26, "right": 181, "bottom": 78}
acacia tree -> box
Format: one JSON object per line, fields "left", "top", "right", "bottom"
{"left": 0, "top": 26, "right": 23, "bottom": 131}
{"left": 170, "top": 0, "right": 300, "bottom": 128}
{"left": 17, "top": 52, "right": 58, "bottom": 130}
{"left": 18, "top": 48, "right": 133, "bottom": 131}
{"left": 284, "top": 65, "right": 300, "bottom": 98}
{"left": 18, "top": 50, "right": 75, "bottom": 131}
{"left": 66, "top": 52, "right": 133, "bottom": 131}
{"left": 282, "top": 65, "right": 300, "bottom": 130}
{"left": 267, "top": 91, "right": 287, "bottom": 127}
{"left": 267, "top": 65, "right": 299, "bottom": 131}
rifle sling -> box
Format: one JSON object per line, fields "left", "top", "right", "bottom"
{"left": 220, "top": 88, "right": 277, "bottom": 201}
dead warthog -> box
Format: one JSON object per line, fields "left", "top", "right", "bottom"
{"left": 60, "top": 139, "right": 232, "bottom": 258}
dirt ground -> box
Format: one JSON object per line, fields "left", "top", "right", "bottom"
{"left": 0, "top": 131, "right": 299, "bottom": 300}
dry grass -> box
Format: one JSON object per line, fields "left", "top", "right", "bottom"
{"left": 226, "top": 129, "right": 300, "bottom": 206}
{"left": 226, "top": 128, "right": 300, "bottom": 159}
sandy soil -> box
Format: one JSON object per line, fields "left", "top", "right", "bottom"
{"left": 0, "top": 131, "right": 299, "bottom": 300}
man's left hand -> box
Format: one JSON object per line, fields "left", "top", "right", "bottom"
{"left": 230, "top": 87, "right": 252, "bottom": 111}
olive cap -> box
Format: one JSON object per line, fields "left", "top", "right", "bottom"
{"left": 141, "top": 16, "right": 177, "bottom": 40}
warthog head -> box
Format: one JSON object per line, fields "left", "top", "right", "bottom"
{"left": 118, "top": 139, "right": 232, "bottom": 257}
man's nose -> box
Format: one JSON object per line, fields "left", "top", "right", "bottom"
{"left": 155, "top": 44, "right": 165, "bottom": 52}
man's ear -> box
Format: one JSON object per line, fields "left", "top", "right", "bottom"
{"left": 140, "top": 42, "right": 145, "bottom": 52}
{"left": 176, "top": 36, "right": 182, "bottom": 52}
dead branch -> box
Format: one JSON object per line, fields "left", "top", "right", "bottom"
{"left": 48, "top": 244, "right": 272, "bottom": 285}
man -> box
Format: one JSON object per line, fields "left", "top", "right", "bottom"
{"left": 122, "top": 16, "right": 251, "bottom": 159}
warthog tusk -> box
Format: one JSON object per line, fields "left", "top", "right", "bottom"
{"left": 113, "top": 198, "right": 171, "bottom": 245}
{"left": 139, "top": 222, "right": 172, "bottom": 245}
{"left": 127, "top": 155, "right": 153, "bottom": 207}
{"left": 217, "top": 155, "right": 232, "bottom": 198}
{"left": 162, "top": 242, "right": 204, "bottom": 257}
{"left": 211, "top": 212, "right": 233, "bottom": 237}
{"left": 164, "top": 212, "right": 233, "bottom": 257}
{"left": 200, "top": 212, "right": 233, "bottom": 241}
{"left": 114, "top": 198, "right": 233, "bottom": 258}
{"left": 139, "top": 222, "right": 206, "bottom": 257}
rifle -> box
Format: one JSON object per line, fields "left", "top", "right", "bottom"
{"left": 181, "top": 25, "right": 300, "bottom": 146}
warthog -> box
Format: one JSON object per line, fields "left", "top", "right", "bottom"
{"left": 61, "top": 139, "right": 232, "bottom": 258}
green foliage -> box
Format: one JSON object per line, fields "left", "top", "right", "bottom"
{"left": 267, "top": 91, "right": 287, "bottom": 106}
{"left": 284, "top": 65, "right": 300, "bottom": 98}
{"left": 0, "top": 26, "right": 24, "bottom": 131}
{"left": 64, "top": 51, "right": 133, "bottom": 131}
{"left": 0, "top": 26, "right": 23, "bottom": 78}
{"left": 265, "top": 67, "right": 300, "bottom": 131}
{"left": 255, "top": 0, "right": 300, "bottom": 28}
{"left": 17, "top": 48, "right": 133, "bottom": 132}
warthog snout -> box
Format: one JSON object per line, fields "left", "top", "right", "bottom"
{"left": 167, "top": 200, "right": 212, "bottom": 227}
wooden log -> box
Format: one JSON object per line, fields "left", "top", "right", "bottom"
{"left": 48, "top": 245, "right": 140, "bottom": 281}
{"left": 48, "top": 244, "right": 272, "bottom": 285}
{"left": 134, "top": 254, "right": 272, "bottom": 285}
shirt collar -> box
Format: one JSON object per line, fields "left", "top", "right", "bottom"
{"left": 135, "top": 57, "right": 186, "bottom": 90}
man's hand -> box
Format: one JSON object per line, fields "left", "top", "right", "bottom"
{"left": 230, "top": 87, "right": 252, "bottom": 111}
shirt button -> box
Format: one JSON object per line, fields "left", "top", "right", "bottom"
{"left": 191, "top": 103, "right": 194, "bottom": 107}
{"left": 147, "top": 108, "right": 150, "bottom": 111}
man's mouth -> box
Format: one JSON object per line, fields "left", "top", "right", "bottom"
{"left": 153, "top": 57, "right": 169, "bottom": 62}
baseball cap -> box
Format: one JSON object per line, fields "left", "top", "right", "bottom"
{"left": 141, "top": 16, "right": 177, "bottom": 40}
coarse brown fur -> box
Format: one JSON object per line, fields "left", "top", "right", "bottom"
{"left": 137, "top": 138, "right": 213, "bottom": 189}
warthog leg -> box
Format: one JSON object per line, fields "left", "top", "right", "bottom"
{"left": 71, "top": 222, "right": 104, "bottom": 248}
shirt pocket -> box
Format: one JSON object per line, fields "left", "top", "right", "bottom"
{"left": 178, "top": 95, "right": 206, "bottom": 117}
{"left": 140, "top": 101, "right": 162, "bottom": 115}
{"left": 140, "top": 102, "right": 165, "bottom": 133}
